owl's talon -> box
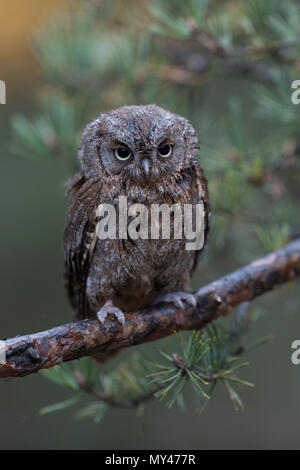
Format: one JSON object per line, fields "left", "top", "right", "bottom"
{"left": 97, "top": 305, "right": 125, "bottom": 326}
{"left": 153, "top": 291, "right": 197, "bottom": 310}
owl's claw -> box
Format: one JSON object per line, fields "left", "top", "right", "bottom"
{"left": 153, "top": 291, "right": 197, "bottom": 310}
{"left": 97, "top": 301, "right": 126, "bottom": 326}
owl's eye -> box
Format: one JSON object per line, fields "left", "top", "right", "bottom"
{"left": 158, "top": 144, "right": 173, "bottom": 158}
{"left": 114, "top": 147, "right": 131, "bottom": 161}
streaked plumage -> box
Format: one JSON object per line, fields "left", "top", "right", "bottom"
{"left": 63, "top": 105, "right": 210, "bottom": 322}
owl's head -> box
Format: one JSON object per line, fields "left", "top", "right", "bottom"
{"left": 79, "top": 105, "right": 199, "bottom": 185}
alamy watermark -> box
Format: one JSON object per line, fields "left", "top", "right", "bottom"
{"left": 291, "top": 340, "right": 300, "bottom": 365}
{"left": 95, "top": 196, "right": 205, "bottom": 250}
{"left": 0, "top": 340, "right": 6, "bottom": 364}
{"left": 291, "top": 80, "right": 300, "bottom": 104}
{"left": 0, "top": 80, "right": 6, "bottom": 104}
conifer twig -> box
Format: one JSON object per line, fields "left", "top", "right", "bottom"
{"left": 73, "top": 370, "right": 165, "bottom": 409}
{"left": 1, "top": 238, "right": 300, "bottom": 379}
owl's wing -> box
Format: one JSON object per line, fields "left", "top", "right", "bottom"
{"left": 190, "top": 167, "right": 211, "bottom": 275}
{"left": 63, "top": 173, "right": 100, "bottom": 320}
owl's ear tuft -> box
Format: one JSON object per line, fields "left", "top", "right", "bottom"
{"left": 78, "top": 118, "right": 104, "bottom": 179}
{"left": 178, "top": 117, "right": 199, "bottom": 158}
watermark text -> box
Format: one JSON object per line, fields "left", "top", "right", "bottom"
{"left": 0, "top": 340, "right": 6, "bottom": 364}
{"left": 96, "top": 196, "right": 205, "bottom": 251}
{"left": 0, "top": 80, "right": 6, "bottom": 104}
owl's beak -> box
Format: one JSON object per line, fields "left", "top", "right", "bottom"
{"left": 141, "top": 157, "right": 151, "bottom": 181}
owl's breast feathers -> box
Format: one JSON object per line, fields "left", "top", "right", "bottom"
{"left": 63, "top": 166, "right": 210, "bottom": 319}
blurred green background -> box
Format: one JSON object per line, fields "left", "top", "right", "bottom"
{"left": 0, "top": 0, "right": 300, "bottom": 449}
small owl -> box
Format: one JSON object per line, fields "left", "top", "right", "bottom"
{"left": 63, "top": 105, "right": 210, "bottom": 326}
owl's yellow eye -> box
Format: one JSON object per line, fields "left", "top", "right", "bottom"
{"left": 114, "top": 147, "right": 131, "bottom": 161}
{"left": 158, "top": 144, "right": 173, "bottom": 158}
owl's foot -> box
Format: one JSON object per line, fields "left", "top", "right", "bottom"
{"left": 97, "top": 299, "right": 126, "bottom": 326}
{"left": 153, "top": 291, "right": 197, "bottom": 310}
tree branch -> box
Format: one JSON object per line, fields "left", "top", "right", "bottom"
{"left": 73, "top": 370, "right": 166, "bottom": 409}
{"left": 152, "top": 29, "right": 300, "bottom": 85}
{"left": 1, "top": 239, "right": 300, "bottom": 379}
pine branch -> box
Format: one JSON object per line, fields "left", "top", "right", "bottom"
{"left": 73, "top": 370, "right": 165, "bottom": 409}
{"left": 1, "top": 238, "right": 300, "bottom": 379}
{"left": 192, "top": 34, "right": 300, "bottom": 59}
{"left": 154, "top": 27, "right": 300, "bottom": 84}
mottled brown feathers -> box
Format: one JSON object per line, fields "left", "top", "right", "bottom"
{"left": 63, "top": 105, "right": 210, "bottom": 320}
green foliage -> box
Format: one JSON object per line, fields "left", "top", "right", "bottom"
{"left": 256, "top": 78, "right": 299, "bottom": 135}
{"left": 255, "top": 223, "right": 290, "bottom": 252}
{"left": 40, "top": 395, "right": 82, "bottom": 416}
{"left": 12, "top": 93, "right": 83, "bottom": 168}
{"left": 151, "top": 327, "right": 254, "bottom": 411}
{"left": 267, "top": 2, "right": 300, "bottom": 40}
{"left": 41, "top": 362, "right": 81, "bottom": 391}
{"left": 75, "top": 401, "right": 108, "bottom": 424}
{"left": 40, "top": 316, "right": 265, "bottom": 421}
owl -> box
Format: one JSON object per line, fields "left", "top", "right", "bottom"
{"left": 63, "top": 105, "right": 210, "bottom": 326}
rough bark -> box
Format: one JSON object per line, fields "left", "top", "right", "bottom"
{"left": 1, "top": 238, "right": 299, "bottom": 379}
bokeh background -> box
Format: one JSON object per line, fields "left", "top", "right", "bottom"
{"left": 0, "top": 0, "right": 300, "bottom": 449}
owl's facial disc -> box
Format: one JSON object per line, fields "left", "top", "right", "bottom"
{"left": 95, "top": 110, "right": 187, "bottom": 185}
{"left": 104, "top": 138, "right": 177, "bottom": 185}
